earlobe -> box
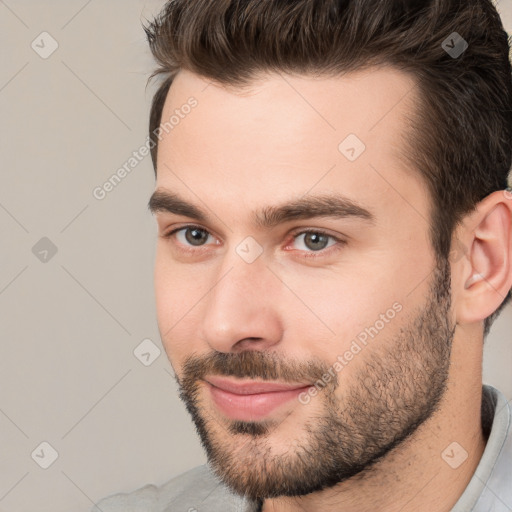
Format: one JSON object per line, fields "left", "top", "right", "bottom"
{"left": 455, "top": 191, "right": 512, "bottom": 325}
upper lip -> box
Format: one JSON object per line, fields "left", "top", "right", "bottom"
{"left": 204, "top": 375, "right": 312, "bottom": 395}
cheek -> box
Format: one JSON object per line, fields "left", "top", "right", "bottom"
{"left": 278, "top": 264, "right": 405, "bottom": 342}
{"left": 154, "top": 248, "right": 203, "bottom": 316}
{"left": 276, "top": 257, "right": 425, "bottom": 374}
{"left": 154, "top": 252, "right": 203, "bottom": 361}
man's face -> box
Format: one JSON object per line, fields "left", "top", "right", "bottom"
{"left": 151, "top": 68, "right": 455, "bottom": 499}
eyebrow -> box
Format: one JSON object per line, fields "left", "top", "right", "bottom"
{"left": 148, "top": 189, "right": 375, "bottom": 228}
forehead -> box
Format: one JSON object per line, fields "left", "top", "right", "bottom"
{"left": 155, "top": 66, "right": 426, "bottom": 222}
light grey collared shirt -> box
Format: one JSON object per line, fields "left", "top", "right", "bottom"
{"left": 92, "top": 384, "right": 512, "bottom": 512}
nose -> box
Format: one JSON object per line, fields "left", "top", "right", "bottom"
{"left": 199, "top": 252, "right": 284, "bottom": 353}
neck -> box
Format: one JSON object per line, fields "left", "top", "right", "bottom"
{"left": 262, "top": 332, "right": 486, "bottom": 512}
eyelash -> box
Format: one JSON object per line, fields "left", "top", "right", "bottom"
{"left": 161, "top": 225, "right": 346, "bottom": 258}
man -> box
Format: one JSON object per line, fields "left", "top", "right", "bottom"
{"left": 94, "top": 0, "right": 512, "bottom": 510}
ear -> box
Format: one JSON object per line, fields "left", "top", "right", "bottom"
{"left": 454, "top": 189, "right": 512, "bottom": 325}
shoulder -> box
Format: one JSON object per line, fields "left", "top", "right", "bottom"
{"left": 91, "top": 464, "right": 254, "bottom": 512}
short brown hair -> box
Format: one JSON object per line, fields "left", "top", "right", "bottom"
{"left": 144, "top": 0, "right": 512, "bottom": 334}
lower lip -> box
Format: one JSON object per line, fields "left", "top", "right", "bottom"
{"left": 205, "top": 382, "right": 312, "bottom": 422}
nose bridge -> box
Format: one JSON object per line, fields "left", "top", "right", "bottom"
{"left": 200, "top": 244, "right": 282, "bottom": 351}
{"left": 215, "top": 236, "right": 274, "bottom": 304}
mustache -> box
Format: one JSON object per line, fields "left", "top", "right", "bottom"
{"left": 177, "top": 350, "right": 336, "bottom": 388}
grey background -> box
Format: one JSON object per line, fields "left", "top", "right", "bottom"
{"left": 0, "top": 1, "right": 510, "bottom": 510}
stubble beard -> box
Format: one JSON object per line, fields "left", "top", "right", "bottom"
{"left": 175, "top": 258, "right": 455, "bottom": 501}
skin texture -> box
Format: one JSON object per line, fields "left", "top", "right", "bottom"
{"left": 151, "top": 67, "right": 512, "bottom": 512}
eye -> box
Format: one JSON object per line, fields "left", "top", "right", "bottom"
{"left": 165, "top": 225, "right": 216, "bottom": 247}
{"left": 290, "top": 230, "right": 340, "bottom": 253}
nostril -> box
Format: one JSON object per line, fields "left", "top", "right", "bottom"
{"left": 233, "top": 338, "right": 267, "bottom": 351}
